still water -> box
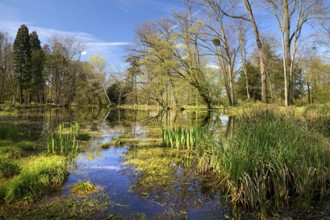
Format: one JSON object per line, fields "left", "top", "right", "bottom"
{"left": 1, "top": 107, "right": 235, "bottom": 219}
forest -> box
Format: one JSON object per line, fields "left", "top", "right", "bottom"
{"left": 0, "top": 1, "right": 329, "bottom": 109}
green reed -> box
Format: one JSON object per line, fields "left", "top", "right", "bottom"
{"left": 46, "top": 122, "right": 80, "bottom": 156}
{"left": 197, "top": 109, "right": 330, "bottom": 217}
{"left": 161, "top": 127, "right": 207, "bottom": 150}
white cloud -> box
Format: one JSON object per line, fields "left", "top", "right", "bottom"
{"left": 206, "top": 64, "right": 220, "bottom": 70}
{"left": 81, "top": 51, "right": 87, "bottom": 55}
{"left": 0, "top": 19, "right": 132, "bottom": 64}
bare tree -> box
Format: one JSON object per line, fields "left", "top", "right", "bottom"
{"left": 0, "top": 33, "right": 13, "bottom": 103}
{"left": 203, "top": 0, "right": 239, "bottom": 105}
{"left": 265, "top": 0, "right": 325, "bottom": 106}
{"left": 204, "top": 0, "right": 268, "bottom": 103}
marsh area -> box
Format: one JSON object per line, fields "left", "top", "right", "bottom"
{"left": 1, "top": 106, "right": 330, "bottom": 219}
{"left": 0, "top": 107, "right": 233, "bottom": 219}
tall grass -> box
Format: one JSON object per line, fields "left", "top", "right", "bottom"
{"left": 46, "top": 123, "right": 80, "bottom": 156}
{"left": 161, "top": 127, "right": 208, "bottom": 151}
{"left": 199, "top": 109, "right": 330, "bottom": 216}
{"left": 0, "top": 155, "right": 68, "bottom": 204}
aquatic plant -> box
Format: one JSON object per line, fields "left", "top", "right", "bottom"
{"left": 46, "top": 122, "right": 80, "bottom": 156}
{"left": 0, "top": 155, "right": 68, "bottom": 204}
{"left": 199, "top": 109, "right": 330, "bottom": 216}
{"left": 0, "top": 124, "right": 19, "bottom": 140}
{"left": 71, "top": 180, "right": 98, "bottom": 196}
{"left": 161, "top": 127, "right": 208, "bottom": 151}
{"left": 0, "top": 190, "right": 114, "bottom": 219}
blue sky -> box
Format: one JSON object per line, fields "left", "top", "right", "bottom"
{"left": 0, "top": 0, "right": 183, "bottom": 67}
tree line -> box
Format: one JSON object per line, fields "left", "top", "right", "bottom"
{"left": 119, "top": 0, "right": 329, "bottom": 108}
{"left": 0, "top": 25, "right": 111, "bottom": 106}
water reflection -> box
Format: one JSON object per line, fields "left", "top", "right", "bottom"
{"left": 1, "top": 107, "right": 235, "bottom": 219}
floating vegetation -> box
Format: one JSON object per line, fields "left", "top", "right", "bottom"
{"left": 0, "top": 191, "right": 117, "bottom": 220}
{"left": 0, "top": 155, "right": 68, "bottom": 204}
{"left": 46, "top": 122, "right": 80, "bottom": 156}
{"left": 100, "top": 137, "right": 162, "bottom": 148}
{"left": 71, "top": 180, "right": 100, "bottom": 196}
{"left": 124, "top": 147, "right": 196, "bottom": 193}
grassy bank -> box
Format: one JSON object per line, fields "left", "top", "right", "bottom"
{"left": 0, "top": 122, "right": 89, "bottom": 205}
{"left": 198, "top": 108, "right": 330, "bottom": 217}
{"left": 161, "top": 107, "right": 330, "bottom": 217}
{"left": 0, "top": 155, "right": 68, "bottom": 204}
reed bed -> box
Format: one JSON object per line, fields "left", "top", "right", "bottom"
{"left": 161, "top": 127, "right": 209, "bottom": 151}
{"left": 197, "top": 109, "right": 330, "bottom": 216}
{"left": 46, "top": 123, "right": 80, "bottom": 156}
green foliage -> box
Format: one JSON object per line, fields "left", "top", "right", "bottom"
{"left": 71, "top": 180, "right": 98, "bottom": 195}
{"left": 0, "top": 146, "right": 23, "bottom": 159}
{"left": 161, "top": 127, "right": 208, "bottom": 152}
{"left": 0, "top": 157, "right": 20, "bottom": 179}
{"left": 236, "top": 62, "right": 261, "bottom": 101}
{"left": 198, "top": 109, "right": 330, "bottom": 215}
{"left": 0, "top": 191, "right": 115, "bottom": 219}
{"left": 0, "top": 155, "right": 67, "bottom": 204}
{"left": 30, "top": 31, "right": 45, "bottom": 103}
{"left": 124, "top": 147, "right": 195, "bottom": 192}
{"left": 106, "top": 81, "right": 132, "bottom": 105}
{"left": 15, "top": 141, "right": 38, "bottom": 151}
{"left": 13, "top": 24, "right": 32, "bottom": 104}
{"left": 0, "top": 124, "right": 19, "bottom": 140}
{"left": 46, "top": 122, "right": 80, "bottom": 156}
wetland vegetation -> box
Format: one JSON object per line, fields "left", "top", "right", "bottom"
{"left": 0, "top": 0, "right": 330, "bottom": 218}
{"left": 0, "top": 105, "right": 329, "bottom": 219}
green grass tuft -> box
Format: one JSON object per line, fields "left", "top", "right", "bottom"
{"left": 0, "top": 157, "right": 20, "bottom": 179}
{"left": 0, "top": 155, "right": 68, "bottom": 204}
{"left": 71, "top": 180, "right": 98, "bottom": 196}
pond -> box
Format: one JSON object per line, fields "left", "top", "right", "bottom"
{"left": 0, "top": 107, "right": 235, "bottom": 219}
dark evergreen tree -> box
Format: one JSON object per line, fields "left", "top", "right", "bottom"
{"left": 13, "top": 24, "right": 31, "bottom": 104}
{"left": 30, "top": 31, "right": 45, "bottom": 103}
{"left": 236, "top": 62, "right": 261, "bottom": 101}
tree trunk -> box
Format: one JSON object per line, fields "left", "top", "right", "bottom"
{"left": 244, "top": 0, "right": 267, "bottom": 103}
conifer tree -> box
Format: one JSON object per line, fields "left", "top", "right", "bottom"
{"left": 13, "top": 24, "right": 31, "bottom": 104}
{"left": 30, "top": 31, "right": 45, "bottom": 103}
